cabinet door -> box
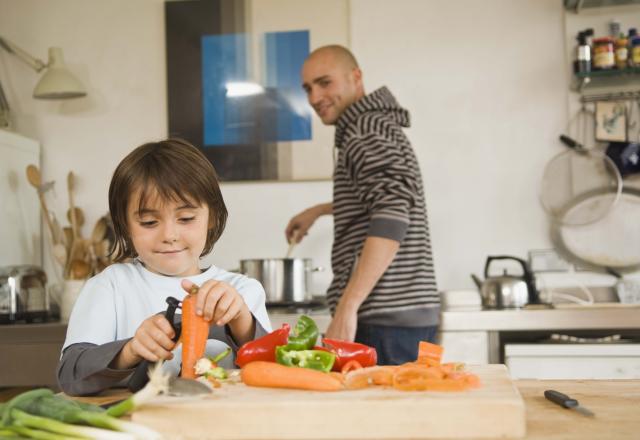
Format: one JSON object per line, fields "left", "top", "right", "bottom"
{"left": 505, "top": 343, "right": 640, "bottom": 379}
{"left": 0, "top": 130, "right": 41, "bottom": 266}
{"left": 439, "top": 331, "right": 489, "bottom": 364}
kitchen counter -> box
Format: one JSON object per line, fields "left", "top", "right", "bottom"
{"left": 441, "top": 304, "right": 640, "bottom": 331}
{"left": 74, "top": 378, "right": 640, "bottom": 439}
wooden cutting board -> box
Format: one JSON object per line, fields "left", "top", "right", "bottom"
{"left": 132, "top": 364, "right": 525, "bottom": 439}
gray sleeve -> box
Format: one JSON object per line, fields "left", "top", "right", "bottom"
{"left": 221, "top": 316, "right": 269, "bottom": 352}
{"left": 56, "top": 340, "right": 136, "bottom": 396}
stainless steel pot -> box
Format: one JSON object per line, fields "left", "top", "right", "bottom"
{"left": 239, "top": 258, "right": 322, "bottom": 304}
{"left": 0, "top": 265, "right": 49, "bottom": 323}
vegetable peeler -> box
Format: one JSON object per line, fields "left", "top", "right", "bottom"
{"left": 127, "top": 296, "right": 183, "bottom": 392}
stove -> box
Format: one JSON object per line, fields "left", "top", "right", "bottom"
{"left": 266, "top": 297, "right": 329, "bottom": 315}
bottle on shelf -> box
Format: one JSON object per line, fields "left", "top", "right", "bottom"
{"left": 629, "top": 28, "right": 640, "bottom": 67}
{"left": 574, "top": 28, "right": 593, "bottom": 74}
{"left": 593, "top": 37, "right": 615, "bottom": 70}
{"left": 615, "top": 33, "right": 629, "bottom": 70}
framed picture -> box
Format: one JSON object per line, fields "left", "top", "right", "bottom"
{"left": 164, "top": 0, "right": 349, "bottom": 182}
{"left": 596, "top": 101, "right": 626, "bottom": 142}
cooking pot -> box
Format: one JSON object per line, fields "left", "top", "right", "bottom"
{"left": 239, "top": 258, "right": 323, "bottom": 304}
{"left": 473, "top": 256, "right": 539, "bottom": 309}
{"left": 0, "top": 265, "right": 49, "bottom": 323}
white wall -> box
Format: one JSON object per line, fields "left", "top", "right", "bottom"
{"left": 0, "top": 0, "right": 636, "bottom": 292}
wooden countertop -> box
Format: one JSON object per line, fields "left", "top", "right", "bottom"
{"left": 74, "top": 379, "right": 640, "bottom": 439}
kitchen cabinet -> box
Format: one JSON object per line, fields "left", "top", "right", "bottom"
{"left": 505, "top": 342, "right": 640, "bottom": 379}
{"left": 0, "top": 322, "right": 65, "bottom": 388}
{"left": 565, "top": 0, "right": 640, "bottom": 14}
{"left": 0, "top": 129, "right": 41, "bottom": 267}
{"left": 439, "top": 304, "right": 640, "bottom": 378}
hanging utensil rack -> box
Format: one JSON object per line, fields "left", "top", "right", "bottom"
{"left": 581, "top": 90, "right": 640, "bottom": 103}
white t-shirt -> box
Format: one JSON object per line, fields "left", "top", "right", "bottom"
{"left": 63, "top": 260, "right": 271, "bottom": 373}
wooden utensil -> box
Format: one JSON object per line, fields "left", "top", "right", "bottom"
{"left": 67, "top": 172, "right": 79, "bottom": 239}
{"left": 70, "top": 259, "right": 91, "bottom": 280}
{"left": 67, "top": 206, "right": 85, "bottom": 238}
{"left": 91, "top": 217, "right": 108, "bottom": 244}
{"left": 25, "top": 164, "right": 57, "bottom": 244}
{"left": 285, "top": 230, "right": 299, "bottom": 258}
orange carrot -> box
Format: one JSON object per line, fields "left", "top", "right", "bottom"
{"left": 181, "top": 287, "right": 209, "bottom": 379}
{"left": 241, "top": 361, "right": 343, "bottom": 391}
{"left": 416, "top": 341, "right": 443, "bottom": 366}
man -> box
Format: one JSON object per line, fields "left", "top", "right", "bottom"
{"left": 285, "top": 45, "right": 439, "bottom": 365}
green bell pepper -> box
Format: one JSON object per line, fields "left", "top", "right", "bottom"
{"left": 287, "top": 315, "right": 319, "bottom": 350}
{"left": 275, "top": 345, "right": 336, "bottom": 372}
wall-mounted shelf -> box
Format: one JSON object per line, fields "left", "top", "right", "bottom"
{"left": 565, "top": 0, "right": 640, "bottom": 14}
{"left": 573, "top": 67, "right": 640, "bottom": 92}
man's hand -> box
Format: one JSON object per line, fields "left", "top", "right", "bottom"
{"left": 285, "top": 203, "right": 332, "bottom": 244}
{"left": 324, "top": 304, "right": 358, "bottom": 342}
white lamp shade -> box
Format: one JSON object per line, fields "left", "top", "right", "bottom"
{"left": 33, "top": 47, "right": 86, "bottom": 99}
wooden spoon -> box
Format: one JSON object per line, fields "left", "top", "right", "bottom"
{"left": 91, "top": 217, "right": 108, "bottom": 244}
{"left": 66, "top": 207, "right": 85, "bottom": 238}
{"left": 70, "top": 259, "right": 91, "bottom": 280}
{"left": 67, "top": 172, "right": 79, "bottom": 239}
{"left": 25, "top": 164, "right": 57, "bottom": 244}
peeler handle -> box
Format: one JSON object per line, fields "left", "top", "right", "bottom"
{"left": 127, "top": 297, "right": 182, "bottom": 392}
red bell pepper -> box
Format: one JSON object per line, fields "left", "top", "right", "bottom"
{"left": 320, "top": 338, "right": 377, "bottom": 371}
{"left": 236, "top": 323, "right": 290, "bottom": 367}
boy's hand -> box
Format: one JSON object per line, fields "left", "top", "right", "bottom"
{"left": 128, "top": 314, "right": 176, "bottom": 363}
{"left": 181, "top": 279, "right": 248, "bottom": 327}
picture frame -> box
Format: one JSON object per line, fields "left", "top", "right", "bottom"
{"left": 596, "top": 101, "right": 626, "bottom": 142}
{"left": 164, "top": 0, "right": 349, "bottom": 182}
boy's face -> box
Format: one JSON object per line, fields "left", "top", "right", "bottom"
{"left": 127, "top": 188, "right": 209, "bottom": 277}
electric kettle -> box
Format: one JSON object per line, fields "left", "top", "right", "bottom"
{"left": 476, "top": 256, "right": 539, "bottom": 309}
{"left": 0, "top": 265, "right": 49, "bottom": 323}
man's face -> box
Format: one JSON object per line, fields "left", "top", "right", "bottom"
{"left": 301, "top": 52, "right": 363, "bottom": 125}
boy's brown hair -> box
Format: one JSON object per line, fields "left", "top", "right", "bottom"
{"left": 108, "top": 138, "right": 227, "bottom": 262}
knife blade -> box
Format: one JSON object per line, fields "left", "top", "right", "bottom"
{"left": 544, "top": 389, "right": 595, "bottom": 417}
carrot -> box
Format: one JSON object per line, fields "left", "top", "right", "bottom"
{"left": 181, "top": 287, "right": 209, "bottom": 379}
{"left": 241, "top": 361, "right": 343, "bottom": 391}
{"left": 416, "top": 341, "right": 443, "bottom": 366}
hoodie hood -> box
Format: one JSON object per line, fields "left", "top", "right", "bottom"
{"left": 334, "top": 86, "right": 410, "bottom": 147}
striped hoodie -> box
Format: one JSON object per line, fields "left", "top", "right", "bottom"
{"left": 328, "top": 86, "right": 439, "bottom": 327}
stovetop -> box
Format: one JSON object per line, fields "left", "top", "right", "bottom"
{"left": 266, "top": 297, "right": 329, "bottom": 315}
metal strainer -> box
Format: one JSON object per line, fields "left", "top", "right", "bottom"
{"left": 540, "top": 135, "right": 622, "bottom": 226}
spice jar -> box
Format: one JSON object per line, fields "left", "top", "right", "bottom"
{"left": 631, "top": 36, "right": 640, "bottom": 67}
{"left": 593, "top": 37, "right": 615, "bottom": 70}
{"left": 615, "top": 35, "right": 629, "bottom": 69}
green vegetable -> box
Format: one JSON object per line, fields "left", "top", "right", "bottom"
{"left": 106, "top": 360, "right": 170, "bottom": 419}
{"left": 287, "top": 315, "right": 319, "bottom": 350}
{"left": 204, "top": 367, "right": 228, "bottom": 380}
{"left": 10, "top": 409, "right": 134, "bottom": 439}
{"left": 1, "top": 387, "right": 162, "bottom": 439}
{"left": 275, "top": 345, "right": 336, "bottom": 372}
{"left": 4, "top": 424, "right": 70, "bottom": 439}
{"left": 209, "top": 347, "right": 231, "bottom": 364}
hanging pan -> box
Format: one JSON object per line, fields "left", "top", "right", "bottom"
{"left": 551, "top": 186, "right": 640, "bottom": 272}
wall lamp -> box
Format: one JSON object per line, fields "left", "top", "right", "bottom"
{"left": 0, "top": 36, "right": 86, "bottom": 99}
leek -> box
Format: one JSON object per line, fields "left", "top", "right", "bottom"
{"left": 106, "top": 360, "right": 169, "bottom": 418}
{"left": 11, "top": 408, "right": 135, "bottom": 439}
{"left": 1, "top": 388, "right": 162, "bottom": 439}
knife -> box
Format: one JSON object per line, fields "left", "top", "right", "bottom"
{"left": 544, "top": 389, "right": 595, "bottom": 417}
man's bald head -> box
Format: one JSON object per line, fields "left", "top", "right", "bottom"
{"left": 306, "top": 45, "right": 360, "bottom": 71}
{"left": 301, "top": 45, "right": 365, "bottom": 125}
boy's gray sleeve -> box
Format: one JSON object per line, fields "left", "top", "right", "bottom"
{"left": 57, "top": 340, "right": 135, "bottom": 396}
